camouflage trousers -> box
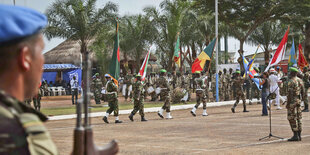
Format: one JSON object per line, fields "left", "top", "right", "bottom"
{"left": 106, "top": 99, "right": 119, "bottom": 116}
{"left": 303, "top": 86, "right": 309, "bottom": 106}
{"left": 233, "top": 90, "right": 246, "bottom": 108}
{"left": 161, "top": 90, "right": 171, "bottom": 112}
{"left": 287, "top": 101, "right": 302, "bottom": 132}
{"left": 131, "top": 99, "right": 144, "bottom": 117}
{"left": 195, "top": 91, "right": 207, "bottom": 109}
{"left": 32, "top": 97, "right": 41, "bottom": 111}
{"left": 94, "top": 90, "right": 101, "bottom": 104}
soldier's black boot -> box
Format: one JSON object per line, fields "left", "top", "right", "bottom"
{"left": 298, "top": 131, "right": 302, "bottom": 141}
{"left": 231, "top": 107, "right": 235, "bottom": 113}
{"left": 141, "top": 116, "right": 148, "bottom": 122}
{"left": 115, "top": 120, "right": 123, "bottom": 124}
{"left": 103, "top": 116, "right": 109, "bottom": 124}
{"left": 302, "top": 105, "right": 309, "bottom": 112}
{"left": 129, "top": 113, "right": 134, "bottom": 122}
{"left": 288, "top": 131, "right": 299, "bottom": 141}
{"left": 243, "top": 105, "right": 249, "bottom": 112}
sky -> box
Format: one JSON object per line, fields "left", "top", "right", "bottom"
{"left": 0, "top": 0, "right": 271, "bottom": 60}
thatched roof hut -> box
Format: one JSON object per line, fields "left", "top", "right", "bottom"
{"left": 44, "top": 39, "right": 157, "bottom": 67}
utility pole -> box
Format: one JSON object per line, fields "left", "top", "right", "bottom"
{"left": 215, "top": 0, "right": 219, "bottom": 102}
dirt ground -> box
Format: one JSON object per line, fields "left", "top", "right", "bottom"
{"left": 46, "top": 103, "right": 310, "bottom": 155}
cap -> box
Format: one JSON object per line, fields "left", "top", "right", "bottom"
{"left": 0, "top": 4, "right": 47, "bottom": 44}
{"left": 95, "top": 73, "right": 99, "bottom": 76}
{"left": 269, "top": 68, "right": 276, "bottom": 72}
{"left": 235, "top": 71, "right": 241, "bottom": 74}
{"left": 105, "top": 74, "right": 110, "bottom": 78}
{"left": 160, "top": 69, "right": 167, "bottom": 73}
{"left": 289, "top": 67, "right": 298, "bottom": 72}
{"left": 136, "top": 74, "right": 141, "bottom": 77}
{"left": 195, "top": 71, "right": 201, "bottom": 74}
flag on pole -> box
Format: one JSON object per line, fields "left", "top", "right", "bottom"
{"left": 173, "top": 33, "right": 181, "bottom": 67}
{"left": 242, "top": 55, "right": 261, "bottom": 90}
{"left": 191, "top": 38, "right": 217, "bottom": 73}
{"left": 108, "top": 20, "right": 120, "bottom": 86}
{"left": 265, "top": 27, "right": 290, "bottom": 72}
{"left": 298, "top": 43, "right": 308, "bottom": 71}
{"left": 138, "top": 50, "right": 151, "bottom": 81}
{"left": 288, "top": 39, "right": 297, "bottom": 68}
{"left": 247, "top": 45, "right": 260, "bottom": 71}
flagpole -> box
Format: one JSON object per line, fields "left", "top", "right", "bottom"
{"left": 215, "top": 0, "right": 219, "bottom": 102}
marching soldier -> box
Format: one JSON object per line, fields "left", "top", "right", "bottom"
{"left": 124, "top": 71, "right": 133, "bottom": 101}
{"left": 302, "top": 67, "right": 310, "bottom": 112}
{"left": 157, "top": 69, "right": 173, "bottom": 119}
{"left": 129, "top": 75, "right": 147, "bottom": 122}
{"left": 33, "top": 85, "right": 43, "bottom": 111}
{"left": 0, "top": 4, "right": 58, "bottom": 154}
{"left": 191, "top": 71, "right": 208, "bottom": 116}
{"left": 103, "top": 74, "right": 123, "bottom": 124}
{"left": 286, "top": 67, "right": 304, "bottom": 141}
{"left": 92, "top": 73, "right": 103, "bottom": 104}
{"left": 231, "top": 70, "right": 249, "bottom": 113}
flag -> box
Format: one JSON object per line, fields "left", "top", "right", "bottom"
{"left": 108, "top": 20, "right": 120, "bottom": 86}
{"left": 138, "top": 50, "right": 151, "bottom": 81}
{"left": 298, "top": 43, "right": 308, "bottom": 71}
{"left": 247, "top": 45, "right": 260, "bottom": 71}
{"left": 242, "top": 55, "right": 261, "bottom": 90}
{"left": 265, "top": 27, "right": 290, "bottom": 72}
{"left": 191, "top": 38, "right": 217, "bottom": 73}
{"left": 288, "top": 39, "right": 297, "bottom": 68}
{"left": 173, "top": 33, "right": 181, "bottom": 67}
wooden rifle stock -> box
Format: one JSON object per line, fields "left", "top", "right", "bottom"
{"left": 72, "top": 51, "right": 119, "bottom": 155}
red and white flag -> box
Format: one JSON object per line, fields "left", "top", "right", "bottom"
{"left": 138, "top": 50, "right": 151, "bottom": 81}
{"left": 265, "top": 27, "right": 290, "bottom": 72}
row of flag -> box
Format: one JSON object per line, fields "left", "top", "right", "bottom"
{"left": 108, "top": 21, "right": 308, "bottom": 87}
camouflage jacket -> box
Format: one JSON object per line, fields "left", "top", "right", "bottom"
{"left": 0, "top": 90, "right": 58, "bottom": 155}
{"left": 133, "top": 81, "right": 144, "bottom": 100}
{"left": 92, "top": 78, "right": 103, "bottom": 92}
{"left": 124, "top": 75, "right": 133, "bottom": 85}
{"left": 303, "top": 71, "right": 310, "bottom": 87}
{"left": 195, "top": 77, "right": 206, "bottom": 91}
{"left": 233, "top": 76, "right": 245, "bottom": 92}
{"left": 287, "top": 76, "right": 304, "bottom": 103}
{"left": 156, "top": 76, "right": 170, "bottom": 91}
{"left": 106, "top": 80, "right": 117, "bottom": 93}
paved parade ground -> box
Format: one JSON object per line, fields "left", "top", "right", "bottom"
{"left": 46, "top": 103, "right": 310, "bottom": 155}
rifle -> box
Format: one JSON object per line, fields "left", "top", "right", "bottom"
{"left": 72, "top": 51, "right": 119, "bottom": 155}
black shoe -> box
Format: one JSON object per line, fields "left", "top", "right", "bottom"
{"left": 288, "top": 132, "right": 299, "bottom": 141}
{"left": 141, "top": 117, "right": 148, "bottom": 122}
{"left": 302, "top": 109, "right": 309, "bottom": 112}
{"left": 261, "top": 114, "right": 268, "bottom": 116}
{"left": 298, "top": 131, "right": 301, "bottom": 141}
{"left": 249, "top": 102, "right": 252, "bottom": 105}
{"left": 115, "top": 120, "right": 123, "bottom": 124}
{"left": 231, "top": 108, "right": 235, "bottom": 113}
{"left": 243, "top": 110, "right": 249, "bottom": 112}
{"left": 157, "top": 112, "right": 164, "bottom": 118}
{"left": 191, "top": 111, "right": 196, "bottom": 117}
{"left": 129, "top": 114, "right": 134, "bottom": 122}
{"left": 103, "top": 116, "right": 109, "bottom": 124}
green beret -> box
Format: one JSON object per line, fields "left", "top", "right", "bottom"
{"left": 235, "top": 71, "right": 241, "bottom": 74}
{"left": 160, "top": 69, "right": 167, "bottom": 73}
{"left": 195, "top": 71, "right": 201, "bottom": 74}
{"left": 289, "top": 67, "right": 298, "bottom": 72}
{"left": 136, "top": 74, "right": 141, "bottom": 77}
{"left": 95, "top": 73, "right": 99, "bottom": 76}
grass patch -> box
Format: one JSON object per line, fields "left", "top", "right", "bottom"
{"left": 41, "top": 102, "right": 196, "bottom": 116}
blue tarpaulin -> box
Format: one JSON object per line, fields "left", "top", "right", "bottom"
{"left": 42, "top": 64, "right": 81, "bottom": 86}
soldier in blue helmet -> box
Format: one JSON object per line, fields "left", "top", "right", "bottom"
{"left": 0, "top": 4, "right": 58, "bottom": 154}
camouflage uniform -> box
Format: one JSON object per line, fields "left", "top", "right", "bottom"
{"left": 181, "top": 74, "right": 191, "bottom": 101}
{"left": 0, "top": 90, "right": 58, "bottom": 154}
{"left": 105, "top": 80, "right": 119, "bottom": 117}
{"left": 302, "top": 71, "right": 310, "bottom": 111}
{"left": 286, "top": 73, "right": 304, "bottom": 141}
{"left": 130, "top": 80, "right": 145, "bottom": 117}
{"left": 33, "top": 86, "right": 43, "bottom": 111}
{"left": 157, "top": 76, "right": 171, "bottom": 112}
{"left": 223, "top": 73, "right": 229, "bottom": 101}
{"left": 149, "top": 75, "right": 157, "bottom": 101}
{"left": 211, "top": 74, "right": 216, "bottom": 101}
{"left": 171, "top": 87, "right": 186, "bottom": 104}
{"left": 124, "top": 74, "right": 133, "bottom": 100}
{"left": 191, "top": 73, "right": 208, "bottom": 116}
{"left": 92, "top": 77, "right": 103, "bottom": 104}
{"left": 24, "top": 98, "right": 32, "bottom": 105}
{"left": 219, "top": 73, "right": 224, "bottom": 101}
{"left": 231, "top": 75, "right": 248, "bottom": 113}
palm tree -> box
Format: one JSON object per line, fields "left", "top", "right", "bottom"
{"left": 119, "top": 14, "right": 157, "bottom": 73}
{"left": 144, "top": 0, "right": 191, "bottom": 71}
{"left": 44, "top": 0, "right": 118, "bottom": 56}
{"left": 247, "top": 21, "right": 286, "bottom": 65}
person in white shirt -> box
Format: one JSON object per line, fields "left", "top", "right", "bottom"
{"left": 269, "top": 69, "right": 282, "bottom": 110}
{"left": 70, "top": 76, "right": 78, "bottom": 105}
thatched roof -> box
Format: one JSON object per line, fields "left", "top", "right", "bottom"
{"left": 44, "top": 39, "right": 157, "bottom": 66}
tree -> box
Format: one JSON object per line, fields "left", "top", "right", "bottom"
{"left": 44, "top": 0, "right": 118, "bottom": 56}
{"left": 247, "top": 21, "right": 286, "bottom": 65}
{"left": 119, "top": 14, "right": 157, "bottom": 73}
{"left": 145, "top": 0, "right": 191, "bottom": 71}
